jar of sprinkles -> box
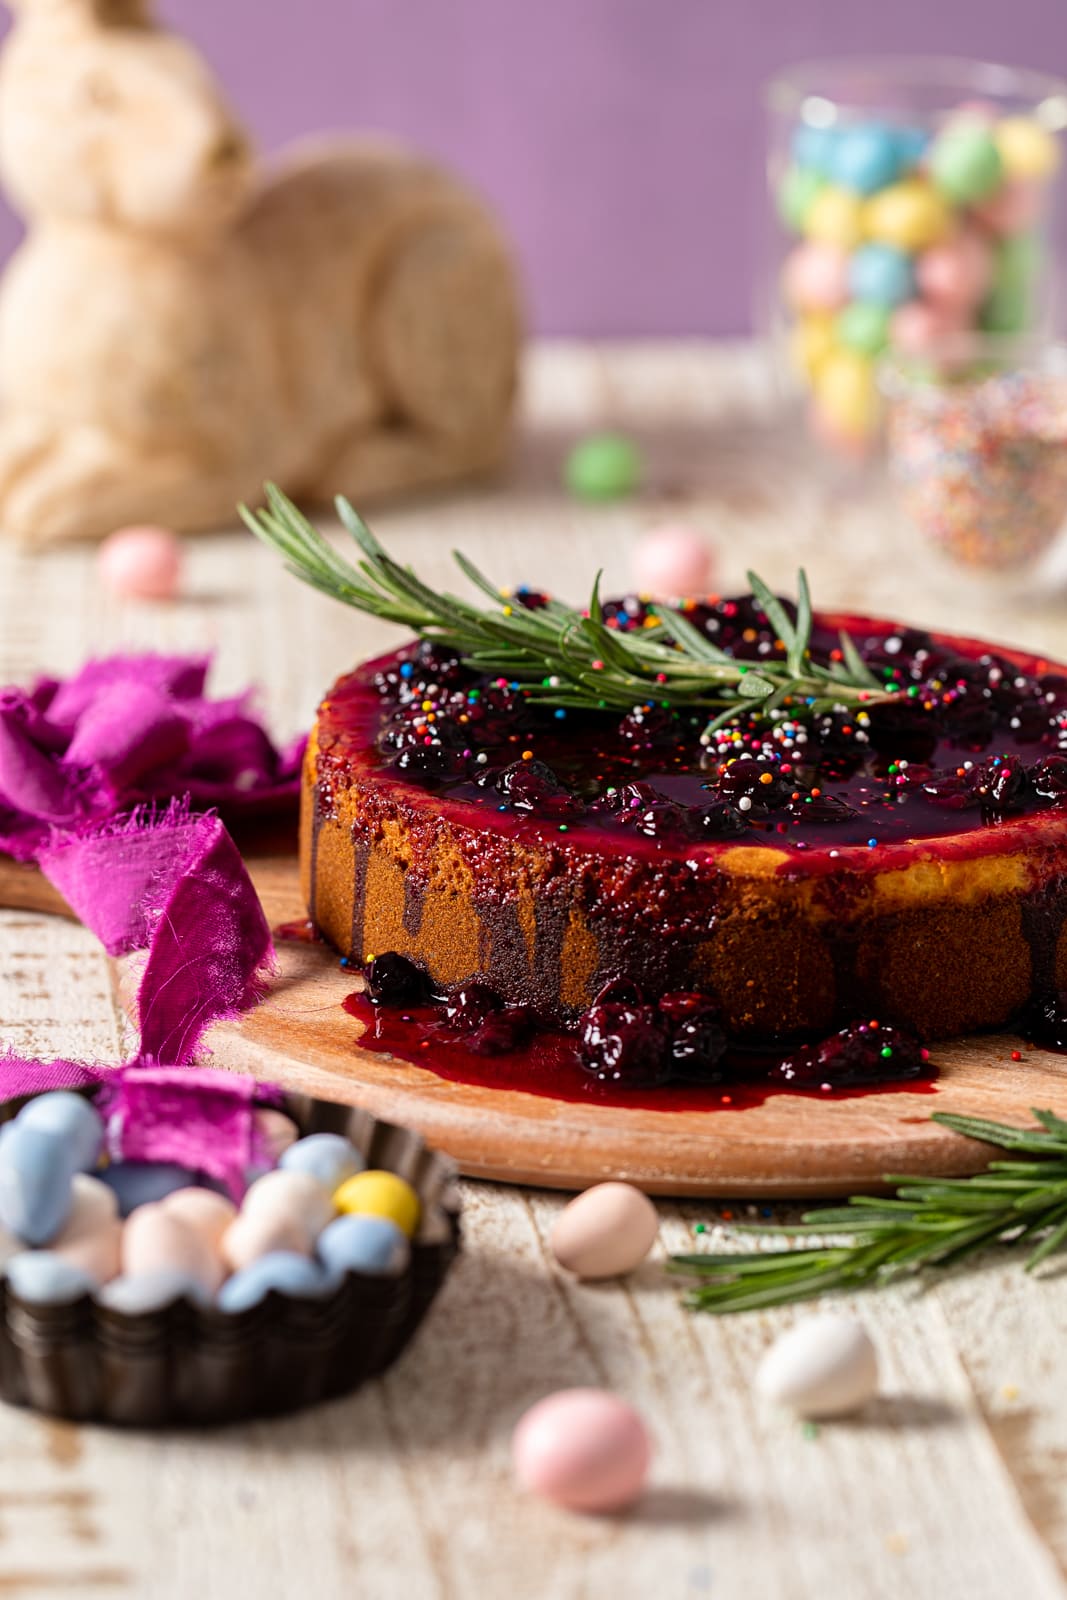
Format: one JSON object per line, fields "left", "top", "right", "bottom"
{"left": 883, "top": 335, "right": 1067, "bottom": 571}
{"left": 763, "top": 58, "right": 1067, "bottom": 459}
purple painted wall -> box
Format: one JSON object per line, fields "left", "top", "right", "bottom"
{"left": 0, "top": 1, "right": 1064, "bottom": 333}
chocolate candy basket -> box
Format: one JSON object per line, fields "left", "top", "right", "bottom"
{"left": 0, "top": 1090, "right": 460, "bottom": 1427}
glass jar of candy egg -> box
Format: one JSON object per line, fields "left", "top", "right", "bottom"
{"left": 763, "top": 58, "right": 1067, "bottom": 458}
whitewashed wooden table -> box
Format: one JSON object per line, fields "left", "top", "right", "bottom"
{"left": 2, "top": 343, "right": 1067, "bottom": 1600}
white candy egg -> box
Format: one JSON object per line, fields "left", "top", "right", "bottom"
{"left": 161, "top": 1187, "right": 237, "bottom": 1248}
{"left": 222, "top": 1212, "right": 310, "bottom": 1273}
{"left": 242, "top": 1169, "right": 334, "bottom": 1242}
{"left": 549, "top": 1183, "right": 659, "bottom": 1279}
{"left": 50, "top": 1175, "right": 122, "bottom": 1285}
{"left": 756, "top": 1314, "right": 879, "bottom": 1418}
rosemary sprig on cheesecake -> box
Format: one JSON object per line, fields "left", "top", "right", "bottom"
{"left": 672, "top": 1109, "right": 1067, "bottom": 1314}
{"left": 240, "top": 484, "right": 896, "bottom": 735}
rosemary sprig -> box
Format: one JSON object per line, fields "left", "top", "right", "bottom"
{"left": 240, "top": 485, "right": 896, "bottom": 732}
{"left": 671, "top": 1110, "right": 1067, "bottom": 1314}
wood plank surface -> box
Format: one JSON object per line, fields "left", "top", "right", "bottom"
{"left": 1, "top": 343, "right": 1066, "bottom": 1599}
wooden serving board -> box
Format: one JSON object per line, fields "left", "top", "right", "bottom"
{"left": 6, "top": 847, "right": 1067, "bottom": 1197}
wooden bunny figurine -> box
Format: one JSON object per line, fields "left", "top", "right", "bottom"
{"left": 0, "top": 0, "right": 521, "bottom": 543}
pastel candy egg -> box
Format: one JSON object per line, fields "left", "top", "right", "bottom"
{"left": 995, "top": 116, "right": 1061, "bottom": 182}
{"left": 0, "top": 1221, "right": 20, "bottom": 1269}
{"left": 813, "top": 350, "right": 879, "bottom": 436}
{"left": 0, "top": 1125, "right": 75, "bottom": 1245}
{"left": 280, "top": 1133, "right": 365, "bottom": 1193}
{"left": 808, "top": 400, "right": 873, "bottom": 461}
{"left": 791, "top": 124, "right": 838, "bottom": 177}
{"left": 803, "top": 185, "right": 865, "bottom": 250}
{"left": 17, "top": 1092, "right": 103, "bottom": 1173}
{"left": 512, "top": 1389, "right": 652, "bottom": 1513}
{"left": 916, "top": 231, "right": 993, "bottom": 310}
{"left": 50, "top": 1175, "right": 121, "bottom": 1285}
{"left": 889, "top": 300, "right": 965, "bottom": 357}
{"left": 161, "top": 1187, "right": 237, "bottom": 1249}
{"left": 317, "top": 1213, "right": 410, "bottom": 1278}
{"left": 781, "top": 242, "right": 848, "bottom": 313}
{"left": 630, "top": 525, "right": 713, "bottom": 598}
{"left": 99, "top": 1161, "right": 215, "bottom": 1218}
{"left": 5, "top": 1251, "right": 97, "bottom": 1305}
{"left": 98, "top": 525, "right": 182, "bottom": 601}
{"left": 848, "top": 243, "right": 914, "bottom": 308}
{"left": 242, "top": 1169, "right": 335, "bottom": 1241}
{"left": 334, "top": 1170, "right": 421, "bottom": 1238}
{"left": 863, "top": 178, "right": 952, "bottom": 253}
{"left": 564, "top": 434, "right": 641, "bottom": 502}
{"left": 834, "top": 301, "right": 890, "bottom": 357}
{"left": 980, "top": 234, "right": 1039, "bottom": 333}
{"left": 930, "top": 124, "right": 1003, "bottom": 203}
{"left": 776, "top": 165, "right": 826, "bottom": 232}
{"left": 222, "top": 1211, "right": 310, "bottom": 1273}
{"left": 894, "top": 125, "right": 930, "bottom": 170}
{"left": 218, "top": 1251, "right": 333, "bottom": 1314}
{"left": 251, "top": 1108, "right": 300, "bottom": 1165}
{"left": 122, "top": 1204, "right": 225, "bottom": 1296}
{"left": 550, "top": 1183, "right": 659, "bottom": 1280}
{"left": 98, "top": 1267, "right": 211, "bottom": 1314}
{"left": 788, "top": 311, "right": 836, "bottom": 380}
{"left": 971, "top": 180, "right": 1042, "bottom": 236}
{"left": 756, "top": 1314, "right": 879, "bottom": 1418}
{"left": 830, "top": 122, "right": 901, "bottom": 195}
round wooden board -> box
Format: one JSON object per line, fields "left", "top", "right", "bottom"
{"left": 7, "top": 849, "right": 1067, "bottom": 1197}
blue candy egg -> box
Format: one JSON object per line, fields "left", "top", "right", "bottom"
{"left": 99, "top": 1161, "right": 217, "bottom": 1217}
{"left": 831, "top": 123, "right": 901, "bottom": 194}
{"left": 0, "top": 1126, "right": 76, "bottom": 1245}
{"left": 17, "top": 1092, "right": 103, "bottom": 1173}
{"left": 218, "top": 1251, "right": 333, "bottom": 1313}
{"left": 5, "top": 1251, "right": 97, "bottom": 1304}
{"left": 895, "top": 125, "right": 930, "bottom": 170}
{"left": 98, "top": 1268, "right": 211, "bottom": 1314}
{"left": 317, "top": 1213, "right": 410, "bottom": 1278}
{"left": 280, "top": 1134, "right": 365, "bottom": 1192}
{"left": 848, "top": 243, "right": 915, "bottom": 307}
{"left": 791, "top": 124, "right": 839, "bottom": 176}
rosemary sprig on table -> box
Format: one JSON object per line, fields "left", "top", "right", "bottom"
{"left": 240, "top": 484, "right": 893, "bottom": 733}
{"left": 671, "top": 1110, "right": 1067, "bottom": 1314}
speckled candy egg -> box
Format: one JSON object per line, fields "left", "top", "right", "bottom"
{"left": 930, "top": 123, "right": 1003, "bottom": 204}
{"left": 98, "top": 525, "right": 182, "bottom": 601}
{"left": 630, "top": 525, "right": 713, "bottom": 598}
{"left": 848, "top": 243, "right": 915, "bottom": 308}
{"left": 863, "top": 178, "right": 952, "bottom": 253}
{"left": 756, "top": 1314, "right": 879, "bottom": 1418}
{"left": 916, "top": 230, "right": 993, "bottom": 310}
{"left": 512, "top": 1389, "right": 652, "bottom": 1513}
{"left": 803, "top": 186, "right": 865, "bottom": 250}
{"left": 781, "top": 242, "right": 849, "bottom": 314}
{"left": 550, "top": 1183, "right": 659, "bottom": 1279}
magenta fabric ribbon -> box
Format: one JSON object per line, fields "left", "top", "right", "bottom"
{"left": 0, "top": 653, "right": 302, "bottom": 1186}
{"left": 0, "top": 652, "right": 305, "bottom": 862}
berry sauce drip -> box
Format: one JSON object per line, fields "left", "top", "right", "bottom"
{"left": 345, "top": 955, "right": 936, "bottom": 1109}
{"left": 321, "top": 607, "right": 1067, "bottom": 856}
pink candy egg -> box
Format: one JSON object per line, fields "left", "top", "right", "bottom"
{"left": 252, "top": 1109, "right": 300, "bottom": 1163}
{"left": 889, "top": 300, "right": 965, "bottom": 357}
{"left": 512, "top": 1389, "right": 652, "bottom": 1513}
{"left": 631, "top": 524, "right": 713, "bottom": 599}
{"left": 51, "top": 1176, "right": 121, "bottom": 1286}
{"left": 916, "top": 231, "right": 992, "bottom": 309}
{"left": 123, "top": 1203, "right": 225, "bottom": 1296}
{"left": 98, "top": 525, "right": 182, "bottom": 601}
{"left": 781, "top": 242, "right": 849, "bottom": 313}
{"left": 242, "top": 1169, "right": 334, "bottom": 1242}
{"left": 971, "top": 180, "right": 1041, "bottom": 236}
{"left": 161, "top": 1188, "right": 237, "bottom": 1250}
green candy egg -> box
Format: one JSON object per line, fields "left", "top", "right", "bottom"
{"left": 834, "top": 301, "right": 890, "bottom": 356}
{"left": 979, "top": 233, "right": 1040, "bottom": 333}
{"left": 777, "top": 165, "right": 827, "bottom": 232}
{"left": 930, "top": 125, "right": 1003, "bottom": 204}
{"left": 564, "top": 434, "right": 641, "bottom": 501}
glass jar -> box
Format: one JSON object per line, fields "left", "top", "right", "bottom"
{"left": 761, "top": 57, "right": 1067, "bottom": 459}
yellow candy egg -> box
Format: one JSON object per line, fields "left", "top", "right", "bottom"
{"left": 334, "top": 1170, "right": 421, "bottom": 1238}
{"left": 994, "top": 116, "right": 1061, "bottom": 181}
{"left": 804, "top": 186, "right": 865, "bottom": 249}
{"left": 788, "top": 313, "right": 836, "bottom": 381}
{"left": 863, "top": 178, "right": 952, "bottom": 252}
{"left": 813, "top": 350, "right": 879, "bottom": 436}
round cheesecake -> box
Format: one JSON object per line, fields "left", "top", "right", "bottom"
{"left": 303, "top": 601, "right": 1067, "bottom": 1043}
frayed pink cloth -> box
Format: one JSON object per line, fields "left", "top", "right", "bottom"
{"left": 0, "top": 653, "right": 305, "bottom": 861}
